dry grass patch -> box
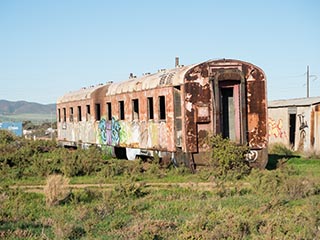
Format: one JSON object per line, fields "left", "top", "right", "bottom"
{"left": 44, "top": 174, "right": 70, "bottom": 207}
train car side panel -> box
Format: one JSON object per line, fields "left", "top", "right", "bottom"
{"left": 104, "top": 87, "right": 176, "bottom": 155}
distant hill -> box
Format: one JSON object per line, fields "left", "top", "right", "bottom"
{"left": 0, "top": 100, "right": 56, "bottom": 123}
{"left": 0, "top": 100, "right": 56, "bottom": 115}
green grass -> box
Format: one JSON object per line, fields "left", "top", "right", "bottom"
{"left": 1, "top": 139, "right": 320, "bottom": 240}
{"left": 287, "top": 157, "right": 320, "bottom": 175}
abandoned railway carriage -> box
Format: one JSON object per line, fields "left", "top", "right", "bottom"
{"left": 57, "top": 59, "right": 268, "bottom": 169}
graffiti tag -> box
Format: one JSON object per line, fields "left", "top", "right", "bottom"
{"left": 111, "top": 117, "right": 121, "bottom": 145}
{"left": 298, "top": 113, "right": 308, "bottom": 151}
{"left": 98, "top": 118, "right": 107, "bottom": 144}
{"left": 268, "top": 118, "right": 287, "bottom": 138}
{"left": 245, "top": 150, "right": 258, "bottom": 162}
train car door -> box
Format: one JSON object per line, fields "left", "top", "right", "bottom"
{"left": 213, "top": 70, "right": 246, "bottom": 145}
{"left": 220, "top": 83, "right": 240, "bottom": 142}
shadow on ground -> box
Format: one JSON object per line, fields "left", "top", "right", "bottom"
{"left": 266, "top": 154, "right": 300, "bottom": 170}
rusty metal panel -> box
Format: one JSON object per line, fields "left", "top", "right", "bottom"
{"left": 182, "top": 59, "right": 268, "bottom": 168}
{"left": 184, "top": 62, "right": 212, "bottom": 153}
{"left": 246, "top": 80, "right": 268, "bottom": 148}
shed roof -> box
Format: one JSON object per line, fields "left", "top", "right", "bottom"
{"left": 268, "top": 96, "right": 320, "bottom": 108}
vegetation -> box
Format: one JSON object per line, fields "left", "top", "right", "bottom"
{"left": 0, "top": 130, "right": 320, "bottom": 239}
{"left": 207, "top": 134, "right": 250, "bottom": 179}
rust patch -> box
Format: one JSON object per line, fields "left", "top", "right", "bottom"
{"left": 184, "top": 70, "right": 211, "bottom": 152}
{"left": 217, "top": 72, "right": 242, "bottom": 81}
{"left": 311, "top": 110, "right": 315, "bottom": 147}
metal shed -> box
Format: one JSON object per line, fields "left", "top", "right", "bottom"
{"left": 268, "top": 97, "right": 320, "bottom": 153}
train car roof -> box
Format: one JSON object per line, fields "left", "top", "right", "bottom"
{"left": 105, "top": 58, "right": 264, "bottom": 96}
{"left": 57, "top": 84, "right": 108, "bottom": 104}
{"left": 57, "top": 64, "right": 196, "bottom": 104}
{"left": 57, "top": 58, "right": 264, "bottom": 103}
{"left": 105, "top": 64, "right": 197, "bottom": 96}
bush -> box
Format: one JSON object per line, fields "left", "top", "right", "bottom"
{"left": 269, "top": 143, "right": 294, "bottom": 156}
{"left": 61, "top": 147, "right": 105, "bottom": 177}
{"left": 0, "top": 130, "right": 18, "bottom": 144}
{"left": 51, "top": 207, "right": 86, "bottom": 239}
{"left": 44, "top": 174, "right": 70, "bottom": 207}
{"left": 113, "top": 182, "right": 148, "bottom": 199}
{"left": 207, "top": 135, "right": 250, "bottom": 179}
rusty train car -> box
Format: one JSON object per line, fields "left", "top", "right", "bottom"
{"left": 57, "top": 58, "right": 268, "bottom": 169}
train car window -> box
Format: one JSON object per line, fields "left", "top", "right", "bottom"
{"left": 174, "top": 88, "right": 181, "bottom": 117}
{"left": 78, "top": 106, "right": 82, "bottom": 122}
{"left": 63, "top": 108, "right": 66, "bottom": 122}
{"left": 119, "top": 101, "right": 125, "bottom": 120}
{"left": 147, "top": 97, "right": 154, "bottom": 120}
{"left": 58, "top": 109, "right": 61, "bottom": 122}
{"left": 86, "top": 105, "right": 91, "bottom": 121}
{"left": 95, "top": 103, "right": 101, "bottom": 121}
{"left": 132, "top": 99, "right": 139, "bottom": 120}
{"left": 107, "top": 102, "right": 112, "bottom": 120}
{"left": 69, "top": 107, "right": 74, "bottom": 122}
{"left": 159, "top": 96, "right": 166, "bottom": 120}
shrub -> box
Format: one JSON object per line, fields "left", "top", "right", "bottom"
{"left": 61, "top": 147, "right": 105, "bottom": 177}
{"left": 248, "top": 165, "right": 318, "bottom": 201}
{"left": 269, "top": 143, "right": 294, "bottom": 156}
{"left": 207, "top": 134, "right": 250, "bottom": 179}
{"left": 113, "top": 182, "right": 148, "bottom": 199}
{"left": 70, "top": 188, "right": 102, "bottom": 204}
{"left": 0, "top": 129, "right": 18, "bottom": 144}
{"left": 44, "top": 174, "right": 70, "bottom": 207}
{"left": 51, "top": 207, "right": 86, "bottom": 240}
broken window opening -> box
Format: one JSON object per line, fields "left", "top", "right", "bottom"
{"left": 69, "top": 107, "right": 74, "bottom": 122}
{"left": 58, "top": 109, "right": 61, "bottom": 122}
{"left": 77, "top": 106, "right": 82, "bottom": 122}
{"left": 107, "top": 102, "right": 112, "bottom": 120}
{"left": 86, "top": 105, "right": 91, "bottom": 121}
{"left": 147, "top": 97, "right": 154, "bottom": 120}
{"left": 132, "top": 99, "right": 139, "bottom": 120}
{"left": 95, "top": 103, "right": 101, "bottom": 121}
{"left": 119, "top": 101, "right": 125, "bottom": 120}
{"left": 63, "top": 108, "right": 66, "bottom": 122}
{"left": 159, "top": 96, "right": 166, "bottom": 120}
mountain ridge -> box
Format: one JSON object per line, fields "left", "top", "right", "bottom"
{"left": 0, "top": 99, "right": 56, "bottom": 115}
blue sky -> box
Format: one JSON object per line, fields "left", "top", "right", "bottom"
{"left": 0, "top": 0, "right": 319, "bottom": 104}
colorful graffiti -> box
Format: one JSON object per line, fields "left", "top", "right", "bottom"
{"left": 298, "top": 113, "right": 308, "bottom": 151}
{"left": 97, "top": 118, "right": 107, "bottom": 144}
{"left": 95, "top": 116, "right": 170, "bottom": 155}
{"left": 111, "top": 117, "right": 121, "bottom": 145}
{"left": 268, "top": 117, "right": 287, "bottom": 138}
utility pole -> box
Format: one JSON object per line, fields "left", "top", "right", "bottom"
{"left": 307, "top": 65, "right": 310, "bottom": 98}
